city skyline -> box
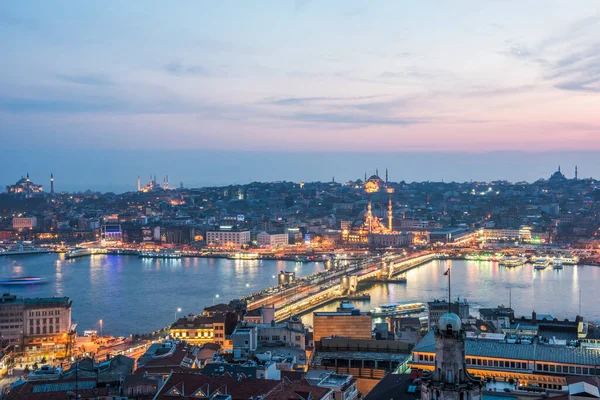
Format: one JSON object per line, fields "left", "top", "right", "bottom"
{"left": 2, "top": 1, "right": 600, "bottom": 160}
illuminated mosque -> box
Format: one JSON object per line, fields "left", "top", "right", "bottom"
{"left": 5, "top": 173, "right": 45, "bottom": 197}
{"left": 344, "top": 169, "right": 412, "bottom": 247}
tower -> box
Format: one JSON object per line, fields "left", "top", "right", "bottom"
{"left": 50, "top": 173, "right": 54, "bottom": 195}
{"left": 420, "top": 313, "right": 482, "bottom": 400}
{"left": 387, "top": 188, "right": 394, "bottom": 231}
{"left": 575, "top": 165, "right": 578, "bottom": 180}
{"left": 137, "top": 176, "right": 141, "bottom": 191}
{"left": 385, "top": 168, "right": 388, "bottom": 185}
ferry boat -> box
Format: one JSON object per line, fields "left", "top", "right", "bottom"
{"left": 0, "top": 244, "right": 49, "bottom": 256}
{"left": 553, "top": 259, "right": 563, "bottom": 270}
{"left": 558, "top": 256, "right": 579, "bottom": 265}
{"left": 228, "top": 252, "right": 259, "bottom": 260}
{"left": 534, "top": 258, "right": 550, "bottom": 270}
{"left": 370, "top": 301, "right": 427, "bottom": 318}
{"left": 65, "top": 248, "right": 92, "bottom": 259}
{"left": 0, "top": 276, "right": 47, "bottom": 285}
{"left": 500, "top": 256, "right": 526, "bottom": 268}
{"left": 139, "top": 250, "right": 181, "bottom": 259}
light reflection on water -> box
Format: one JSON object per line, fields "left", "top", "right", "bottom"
{"left": 301, "top": 260, "right": 600, "bottom": 328}
{"left": 0, "top": 254, "right": 322, "bottom": 336}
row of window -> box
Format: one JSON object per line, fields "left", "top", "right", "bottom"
{"left": 173, "top": 330, "right": 213, "bottom": 338}
{"left": 29, "top": 325, "right": 60, "bottom": 335}
{"left": 536, "top": 363, "right": 600, "bottom": 376}
{"left": 0, "top": 324, "right": 20, "bottom": 329}
{"left": 29, "top": 310, "right": 62, "bottom": 317}
{"left": 31, "top": 318, "right": 60, "bottom": 325}
{"left": 467, "top": 358, "right": 528, "bottom": 370}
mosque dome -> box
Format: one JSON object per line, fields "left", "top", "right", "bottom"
{"left": 368, "top": 175, "right": 382, "bottom": 183}
{"left": 438, "top": 312, "right": 461, "bottom": 333}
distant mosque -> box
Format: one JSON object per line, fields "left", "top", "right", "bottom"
{"left": 343, "top": 169, "right": 413, "bottom": 247}
{"left": 137, "top": 175, "right": 170, "bottom": 192}
{"left": 548, "top": 165, "right": 578, "bottom": 183}
{"left": 5, "top": 173, "right": 45, "bottom": 197}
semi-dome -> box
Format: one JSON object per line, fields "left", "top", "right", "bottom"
{"left": 438, "top": 312, "right": 461, "bottom": 333}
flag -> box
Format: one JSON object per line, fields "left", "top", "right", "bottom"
{"left": 444, "top": 268, "right": 450, "bottom": 276}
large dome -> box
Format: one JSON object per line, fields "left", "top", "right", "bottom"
{"left": 438, "top": 312, "right": 461, "bottom": 333}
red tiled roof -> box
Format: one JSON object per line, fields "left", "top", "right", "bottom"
{"left": 6, "top": 378, "right": 109, "bottom": 400}
{"left": 154, "top": 372, "right": 281, "bottom": 400}
{"left": 264, "top": 378, "right": 333, "bottom": 400}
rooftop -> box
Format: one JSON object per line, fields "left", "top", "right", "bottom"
{"left": 414, "top": 331, "right": 600, "bottom": 366}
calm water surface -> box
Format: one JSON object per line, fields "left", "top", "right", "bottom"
{"left": 2, "top": 256, "right": 598, "bottom": 336}
{"left": 0, "top": 254, "right": 322, "bottom": 336}
{"left": 301, "top": 259, "right": 600, "bottom": 327}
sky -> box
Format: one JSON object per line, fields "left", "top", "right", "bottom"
{"left": 1, "top": 1, "right": 600, "bottom": 191}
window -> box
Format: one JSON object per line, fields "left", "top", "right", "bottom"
{"left": 543, "top": 364, "right": 549, "bottom": 371}
{"left": 583, "top": 368, "right": 589, "bottom": 375}
{"left": 569, "top": 366, "right": 575, "bottom": 373}
{"left": 576, "top": 367, "right": 581, "bottom": 374}
{"left": 29, "top": 326, "right": 33, "bottom": 335}
{"left": 537, "top": 364, "right": 542, "bottom": 371}
{"left": 511, "top": 362, "right": 515, "bottom": 369}
{"left": 494, "top": 360, "right": 498, "bottom": 367}
{"left": 556, "top": 365, "right": 561, "bottom": 373}
{"left": 550, "top": 365, "right": 555, "bottom": 372}
{"left": 483, "top": 360, "right": 488, "bottom": 366}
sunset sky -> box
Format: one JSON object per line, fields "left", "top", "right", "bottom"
{"left": 1, "top": 1, "right": 599, "bottom": 190}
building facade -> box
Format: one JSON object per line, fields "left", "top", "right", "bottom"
{"left": 12, "top": 217, "right": 38, "bottom": 230}
{"left": 313, "top": 308, "right": 372, "bottom": 343}
{"left": 257, "top": 231, "right": 289, "bottom": 247}
{"left": 206, "top": 229, "right": 251, "bottom": 248}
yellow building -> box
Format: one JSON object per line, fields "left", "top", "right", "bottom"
{"left": 170, "top": 315, "right": 216, "bottom": 344}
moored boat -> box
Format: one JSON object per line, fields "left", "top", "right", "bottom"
{"left": 500, "top": 256, "right": 526, "bottom": 267}
{"left": 370, "top": 301, "right": 426, "bottom": 318}
{"left": 139, "top": 249, "right": 181, "bottom": 259}
{"left": 534, "top": 258, "right": 550, "bottom": 270}
{"left": 553, "top": 259, "right": 563, "bottom": 269}
{"left": 228, "top": 252, "right": 259, "bottom": 260}
{"left": 0, "top": 244, "right": 49, "bottom": 257}
{"left": 65, "top": 248, "right": 92, "bottom": 259}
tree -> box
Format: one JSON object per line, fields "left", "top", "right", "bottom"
{"left": 23, "top": 365, "right": 30, "bottom": 374}
{"left": 41, "top": 356, "right": 47, "bottom": 364}
{"left": 32, "top": 362, "right": 38, "bottom": 371}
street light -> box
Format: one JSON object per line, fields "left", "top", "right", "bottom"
{"left": 99, "top": 319, "right": 103, "bottom": 339}
{"left": 175, "top": 308, "right": 182, "bottom": 320}
{"left": 213, "top": 294, "right": 220, "bottom": 305}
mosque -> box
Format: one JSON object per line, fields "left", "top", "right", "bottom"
{"left": 343, "top": 169, "right": 413, "bottom": 247}
{"left": 5, "top": 173, "right": 45, "bottom": 197}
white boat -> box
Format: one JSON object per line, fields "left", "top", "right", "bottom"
{"left": 65, "top": 248, "right": 92, "bottom": 259}
{"left": 500, "top": 257, "right": 526, "bottom": 267}
{"left": 534, "top": 258, "right": 550, "bottom": 270}
{"left": 559, "top": 256, "right": 579, "bottom": 265}
{"left": 370, "top": 301, "right": 427, "bottom": 317}
{"left": 139, "top": 250, "right": 181, "bottom": 259}
{"left": 0, "top": 244, "right": 49, "bottom": 256}
{"left": 228, "top": 252, "right": 259, "bottom": 260}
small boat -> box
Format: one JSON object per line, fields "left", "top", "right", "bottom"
{"left": 553, "top": 259, "right": 563, "bottom": 269}
{"left": 345, "top": 292, "right": 371, "bottom": 301}
{"left": 370, "top": 301, "right": 426, "bottom": 317}
{"left": 228, "top": 252, "right": 259, "bottom": 260}
{"left": 534, "top": 258, "right": 550, "bottom": 270}
{"left": 0, "top": 277, "right": 47, "bottom": 285}
{"left": 65, "top": 248, "right": 92, "bottom": 259}
{"left": 500, "top": 257, "right": 526, "bottom": 267}
{"left": 139, "top": 250, "right": 181, "bottom": 259}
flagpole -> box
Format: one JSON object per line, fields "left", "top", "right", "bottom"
{"left": 448, "top": 265, "right": 451, "bottom": 314}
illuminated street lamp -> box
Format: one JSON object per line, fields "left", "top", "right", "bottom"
{"left": 213, "top": 294, "right": 220, "bottom": 305}
{"left": 175, "top": 307, "right": 182, "bottom": 320}
{"left": 99, "top": 319, "right": 103, "bottom": 339}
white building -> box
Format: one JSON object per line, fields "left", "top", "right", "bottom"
{"left": 206, "top": 229, "right": 251, "bottom": 248}
{"left": 12, "top": 217, "right": 37, "bottom": 230}
{"left": 257, "top": 231, "right": 289, "bottom": 247}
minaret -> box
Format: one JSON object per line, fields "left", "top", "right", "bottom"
{"left": 388, "top": 195, "right": 393, "bottom": 231}
{"left": 385, "top": 168, "right": 388, "bottom": 185}
{"left": 50, "top": 173, "right": 54, "bottom": 195}
{"left": 364, "top": 172, "right": 367, "bottom": 182}
{"left": 575, "top": 165, "right": 578, "bottom": 180}
{"left": 376, "top": 168, "right": 379, "bottom": 177}
{"left": 137, "top": 176, "right": 141, "bottom": 191}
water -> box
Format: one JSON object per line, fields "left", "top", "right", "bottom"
{"left": 3, "top": 256, "right": 599, "bottom": 336}
{"left": 301, "top": 259, "right": 600, "bottom": 326}
{"left": 0, "top": 254, "right": 322, "bottom": 336}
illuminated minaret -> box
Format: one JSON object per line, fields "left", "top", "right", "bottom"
{"left": 137, "top": 176, "right": 141, "bottom": 191}
{"left": 50, "top": 173, "right": 54, "bottom": 195}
